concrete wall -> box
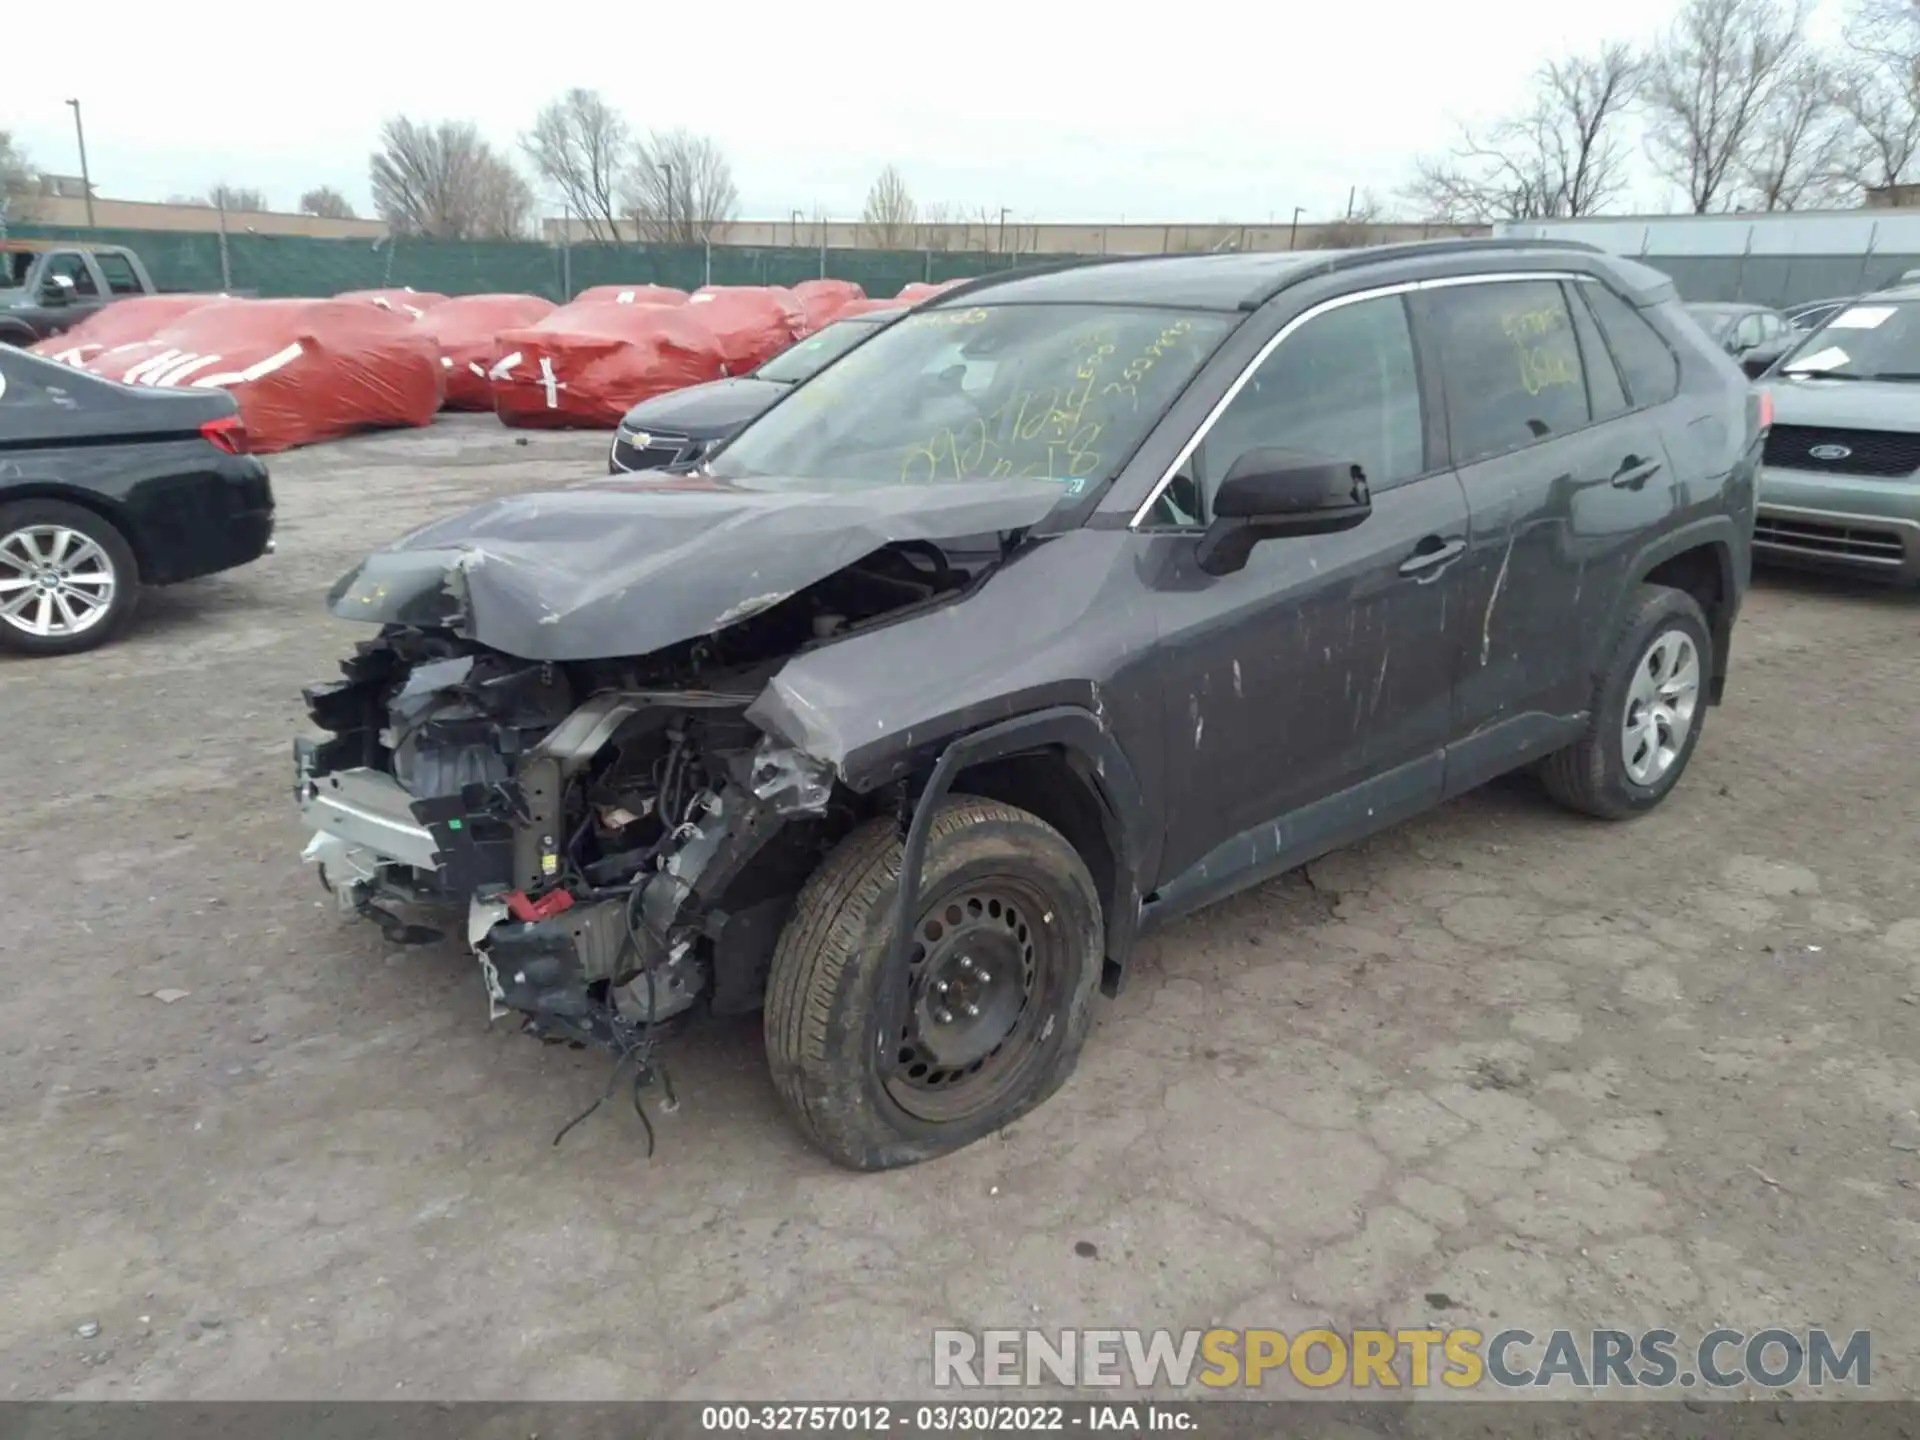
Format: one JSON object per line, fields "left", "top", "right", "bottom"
{"left": 14, "top": 194, "right": 386, "bottom": 239}
{"left": 540, "top": 216, "right": 1489, "bottom": 253}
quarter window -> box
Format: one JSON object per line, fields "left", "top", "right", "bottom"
{"left": 1192, "top": 293, "right": 1425, "bottom": 515}
{"left": 1581, "top": 283, "right": 1681, "bottom": 406}
{"left": 1565, "top": 282, "right": 1630, "bottom": 423}
{"left": 1425, "top": 280, "right": 1590, "bottom": 465}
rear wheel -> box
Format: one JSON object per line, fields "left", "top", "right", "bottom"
{"left": 764, "top": 795, "right": 1103, "bottom": 1170}
{"left": 1540, "top": 583, "right": 1712, "bottom": 819}
{"left": 0, "top": 500, "right": 140, "bottom": 656}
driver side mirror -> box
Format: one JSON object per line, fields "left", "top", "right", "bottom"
{"left": 1195, "top": 449, "right": 1372, "bottom": 577}
{"left": 40, "top": 273, "right": 75, "bottom": 305}
{"left": 1741, "top": 341, "right": 1789, "bottom": 379}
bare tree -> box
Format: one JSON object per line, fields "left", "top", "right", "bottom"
{"left": 174, "top": 183, "right": 269, "bottom": 212}
{"left": 521, "top": 89, "right": 629, "bottom": 244}
{"left": 1835, "top": 0, "right": 1920, "bottom": 191}
{"left": 1741, "top": 56, "right": 1856, "bottom": 208}
{"left": 921, "top": 201, "right": 959, "bottom": 252}
{"left": 0, "top": 130, "right": 35, "bottom": 230}
{"left": 299, "top": 186, "right": 357, "bottom": 220}
{"left": 1404, "top": 42, "right": 1643, "bottom": 222}
{"left": 470, "top": 155, "right": 536, "bottom": 239}
{"left": 622, "top": 130, "right": 739, "bottom": 244}
{"left": 860, "top": 165, "right": 918, "bottom": 247}
{"left": 370, "top": 117, "right": 529, "bottom": 240}
{"left": 1642, "top": 0, "right": 1810, "bottom": 213}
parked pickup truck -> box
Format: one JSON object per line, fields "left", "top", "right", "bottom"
{"left": 0, "top": 242, "right": 163, "bottom": 346}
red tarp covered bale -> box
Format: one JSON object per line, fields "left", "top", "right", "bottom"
{"left": 491, "top": 301, "right": 726, "bottom": 429}
{"left": 419, "top": 294, "right": 559, "bottom": 410}
{"left": 895, "top": 279, "right": 968, "bottom": 302}
{"left": 572, "top": 284, "right": 689, "bottom": 307}
{"left": 791, "top": 278, "right": 866, "bottom": 328}
{"left": 30, "top": 294, "right": 227, "bottom": 368}
{"left": 335, "top": 287, "right": 450, "bottom": 318}
{"left": 84, "top": 298, "right": 443, "bottom": 452}
{"left": 685, "top": 286, "right": 811, "bottom": 373}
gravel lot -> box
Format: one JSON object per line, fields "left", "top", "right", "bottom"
{"left": 4, "top": 415, "right": 1918, "bottom": 1402}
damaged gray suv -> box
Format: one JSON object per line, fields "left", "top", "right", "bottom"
{"left": 296, "top": 240, "right": 1760, "bottom": 1170}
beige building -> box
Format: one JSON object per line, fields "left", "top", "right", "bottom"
{"left": 10, "top": 192, "right": 386, "bottom": 239}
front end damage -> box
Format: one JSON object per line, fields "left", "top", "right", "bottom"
{"left": 293, "top": 535, "right": 997, "bottom": 1058}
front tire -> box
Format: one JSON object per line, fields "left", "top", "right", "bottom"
{"left": 1540, "top": 583, "right": 1713, "bottom": 820}
{"left": 764, "top": 795, "right": 1103, "bottom": 1171}
{"left": 0, "top": 500, "right": 140, "bottom": 656}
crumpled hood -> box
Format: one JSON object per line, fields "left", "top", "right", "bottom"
{"left": 616, "top": 377, "right": 788, "bottom": 438}
{"left": 1765, "top": 374, "right": 1920, "bottom": 432}
{"left": 326, "top": 474, "right": 1067, "bottom": 661}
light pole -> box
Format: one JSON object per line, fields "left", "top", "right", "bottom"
{"left": 662, "top": 162, "right": 674, "bottom": 242}
{"left": 65, "top": 98, "right": 94, "bottom": 227}
{"left": 1288, "top": 205, "right": 1305, "bottom": 250}
{"left": 790, "top": 208, "right": 803, "bottom": 247}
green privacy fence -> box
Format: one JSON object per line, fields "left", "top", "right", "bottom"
{"left": 10, "top": 224, "right": 1073, "bottom": 302}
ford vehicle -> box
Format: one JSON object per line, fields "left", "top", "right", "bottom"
{"left": 0, "top": 242, "right": 162, "bottom": 346}
{"left": 0, "top": 345, "right": 274, "bottom": 655}
{"left": 295, "top": 240, "right": 1759, "bottom": 1170}
{"left": 1756, "top": 286, "right": 1920, "bottom": 583}
{"left": 608, "top": 307, "right": 903, "bottom": 472}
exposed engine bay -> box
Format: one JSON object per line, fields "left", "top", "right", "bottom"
{"left": 295, "top": 541, "right": 981, "bottom": 1058}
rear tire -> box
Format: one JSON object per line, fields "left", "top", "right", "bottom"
{"left": 0, "top": 500, "right": 140, "bottom": 656}
{"left": 763, "top": 795, "right": 1103, "bottom": 1171}
{"left": 1540, "top": 583, "right": 1712, "bottom": 820}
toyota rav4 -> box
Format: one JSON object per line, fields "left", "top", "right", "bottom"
{"left": 294, "top": 240, "right": 1761, "bottom": 1170}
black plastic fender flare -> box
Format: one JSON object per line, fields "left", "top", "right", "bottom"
{"left": 874, "top": 706, "right": 1151, "bottom": 1077}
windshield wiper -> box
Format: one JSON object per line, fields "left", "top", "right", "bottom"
{"left": 1781, "top": 367, "right": 1865, "bottom": 380}
{"left": 1865, "top": 371, "right": 1920, "bottom": 382}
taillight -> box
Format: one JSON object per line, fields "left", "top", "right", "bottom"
{"left": 201, "top": 414, "right": 249, "bottom": 455}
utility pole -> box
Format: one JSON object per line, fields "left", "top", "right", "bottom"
{"left": 65, "top": 99, "right": 95, "bottom": 227}
{"left": 1288, "top": 205, "right": 1305, "bottom": 250}
{"left": 998, "top": 205, "right": 1010, "bottom": 257}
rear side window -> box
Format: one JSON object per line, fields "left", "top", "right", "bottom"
{"left": 1581, "top": 283, "right": 1681, "bottom": 407}
{"left": 94, "top": 253, "right": 143, "bottom": 296}
{"left": 1424, "top": 280, "right": 1591, "bottom": 465}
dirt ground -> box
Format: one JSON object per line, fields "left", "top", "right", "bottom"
{"left": 3, "top": 415, "right": 1918, "bottom": 1403}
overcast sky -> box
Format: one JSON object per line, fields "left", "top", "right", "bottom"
{"left": 10, "top": 0, "right": 1850, "bottom": 225}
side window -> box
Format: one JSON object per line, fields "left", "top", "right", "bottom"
{"left": 44, "top": 252, "right": 100, "bottom": 298}
{"left": 1425, "top": 280, "right": 1590, "bottom": 465}
{"left": 1565, "top": 281, "right": 1629, "bottom": 422}
{"left": 94, "top": 253, "right": 143, "bottom": 296}
{"left": 1195, "top": 294, "right": 1424, "bottom": 511}
{"left": 1581, "top": 284, "right": 1681, "bottom": 407}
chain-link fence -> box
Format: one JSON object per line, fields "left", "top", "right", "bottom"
{"left": 11, "top": 223, "right": 1071, "bottom": 301}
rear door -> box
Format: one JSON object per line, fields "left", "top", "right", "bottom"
{"left": 1416, "top": 276, "right": 1678, "bottom": 795}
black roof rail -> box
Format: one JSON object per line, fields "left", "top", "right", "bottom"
{"left": 1236, "top": 235, "right": 1610, "bottom": 311}
{"left": 922, "top": 252, "right": 1183, "bottom": 306}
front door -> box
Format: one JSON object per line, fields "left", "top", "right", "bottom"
{"left": 1139, "top": 290, "right": 1473, "bottom": 897}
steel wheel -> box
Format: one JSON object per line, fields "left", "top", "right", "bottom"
{"left": 1621, "top": 628, "right": 1700, "bottom": 786}
{"left": 884, "top": 877, "right": 1059, "bottom": 1125}
{"left": 0, "top": 523, "right": 119, "bottom": 641}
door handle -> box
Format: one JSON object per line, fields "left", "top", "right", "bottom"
{"left": 1611, "top": 455, "right": 1663, "bottom": 489}
{"left": 1398, "top": 536, "right": 1466, "bottom": 577}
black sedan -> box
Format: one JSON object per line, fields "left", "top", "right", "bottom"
{"left": 609, "top": 307, "right": 902, "bottom": 472}
{"left": 0, "top": 345, "right": 274, "bottom": 656}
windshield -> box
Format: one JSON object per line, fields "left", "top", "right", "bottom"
{"left": 754, "top": 316, "right": 889, "bottom": 384}
{"left": 1779, "top": 300, "right": 1920, "bottom": 379}
{"left": 708, "top": 303, "right": 1231, "bottom": 497}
